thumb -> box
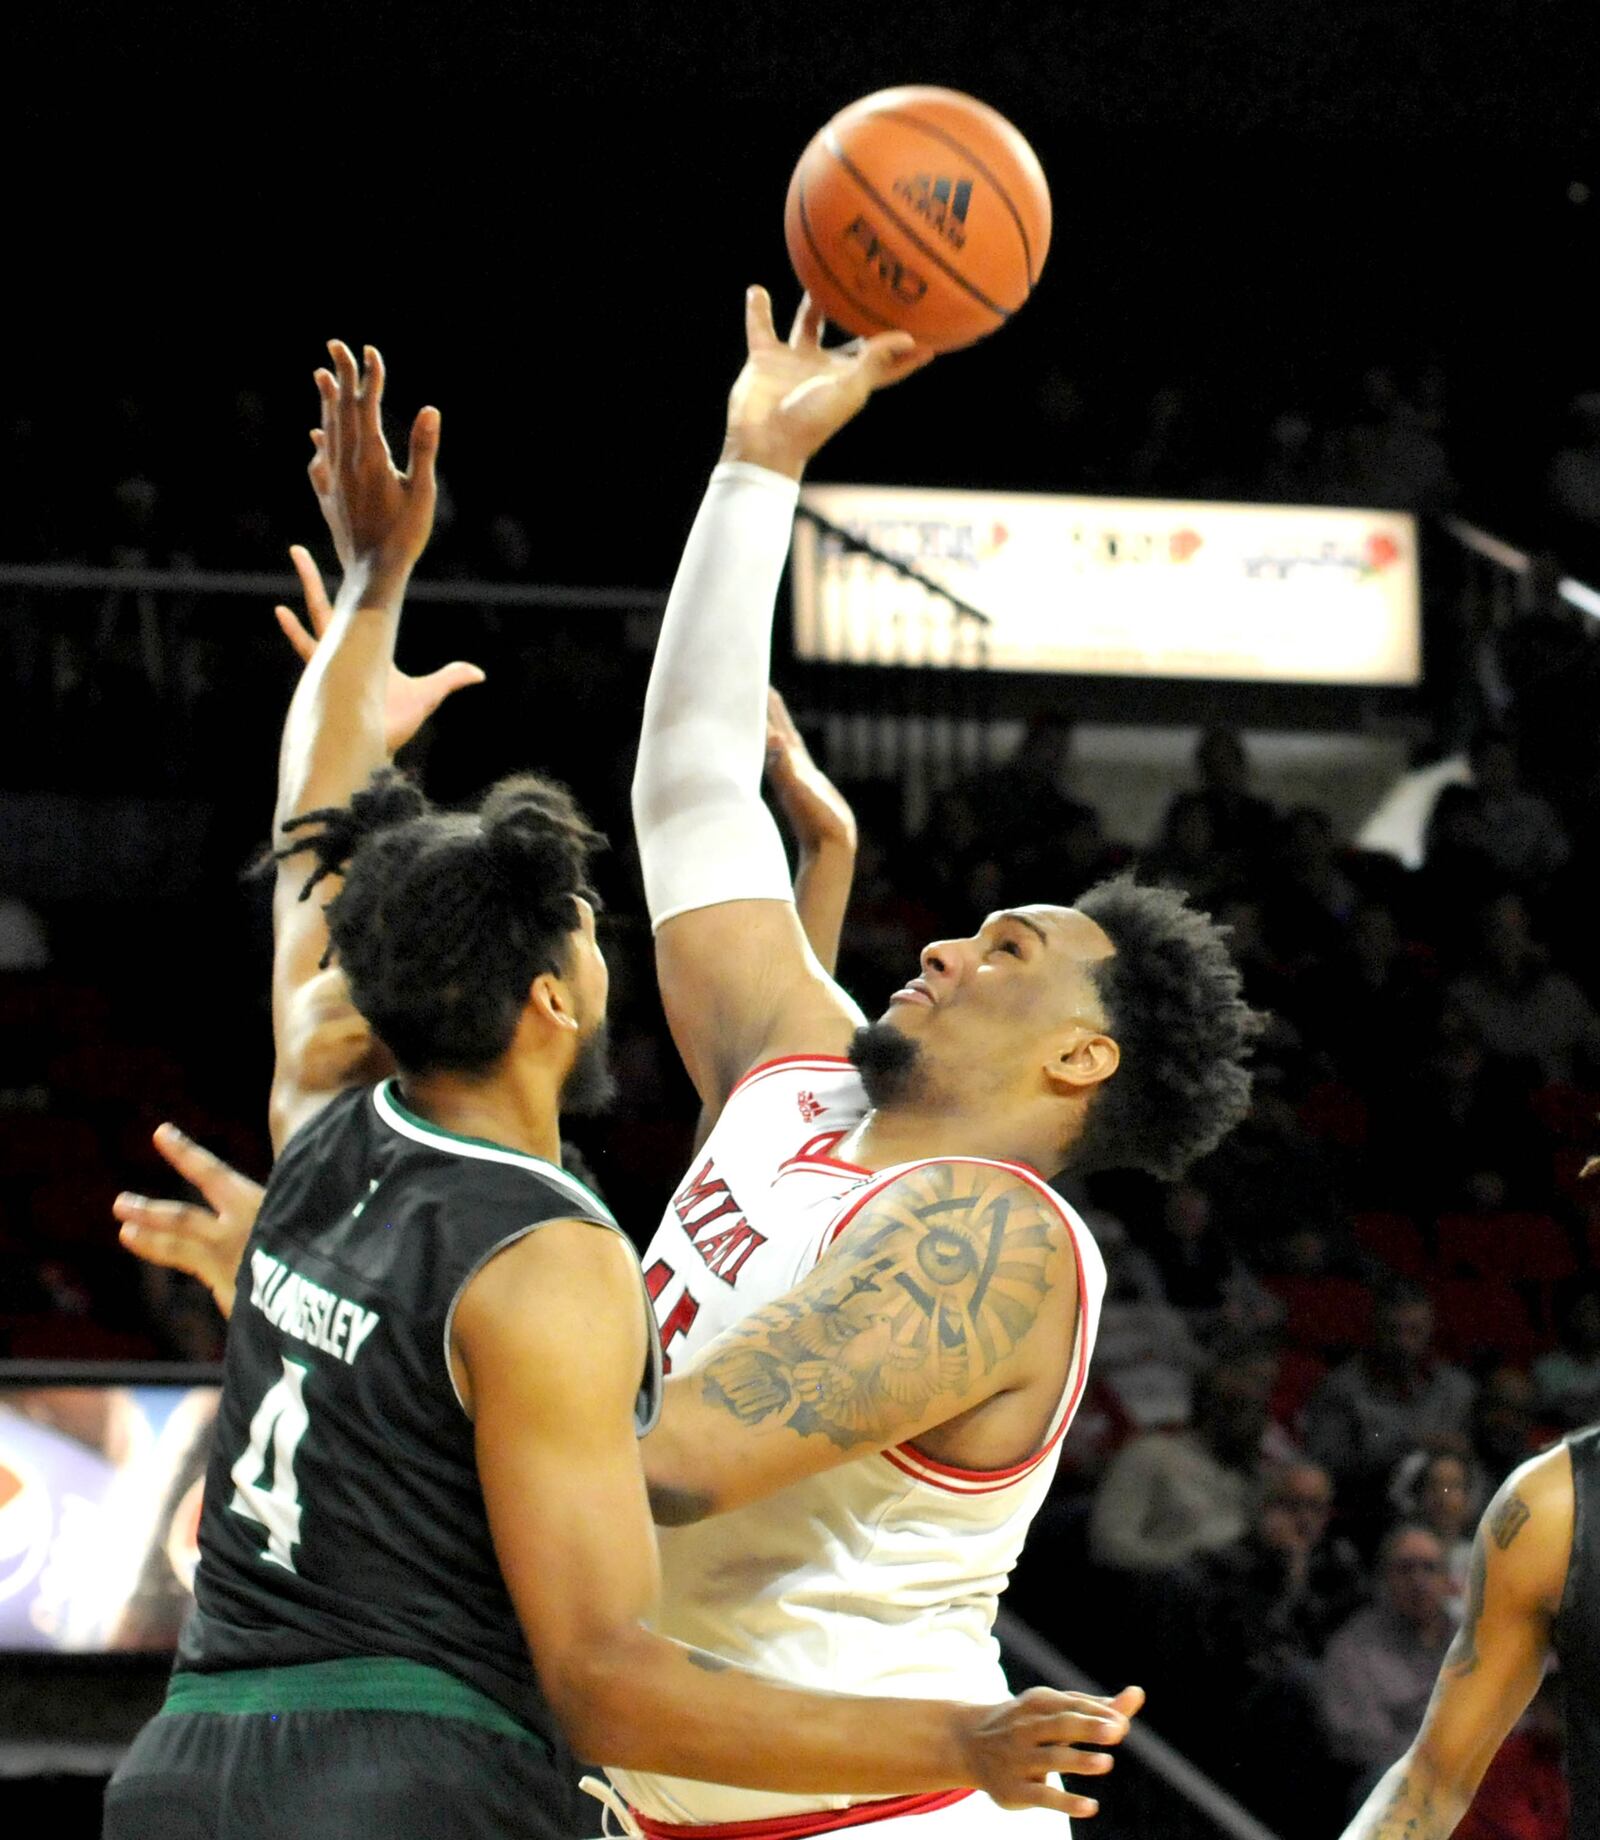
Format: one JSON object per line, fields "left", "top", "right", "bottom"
{"left": 413, "top": 661, "right": 486, "bottom": 717}
{"left": 406, "top": 405, "right": 442, "bottom": 482}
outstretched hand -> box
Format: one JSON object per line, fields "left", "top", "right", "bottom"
{"left": 765, "top": 688, "right": 856, "bottom": 855}
{"left": 311, "top": 340, "right": 440, "bottom": 589}
{"left": 274, "top": 544, "right": 485, "bottom": 754}
{"left": 114, "top": 1124, "right": 262, "bottom": 1319}
{"left": 722, "top": 287, "right": 933, "bottom": 480}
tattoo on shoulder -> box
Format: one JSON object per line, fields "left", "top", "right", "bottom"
{"left": 696, "top": 1162, "right": 1063, "bottom": 1453}
{"left": 1490, "top": 1492, "right": 1531, "bottom": 1550}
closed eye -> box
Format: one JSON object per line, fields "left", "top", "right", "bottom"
{"left": 990, "top": 939, "right": 1025, "bottom": 958}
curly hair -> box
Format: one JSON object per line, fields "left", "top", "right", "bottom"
{"left": 1069, "top": 875, "right": 1263, "bottom": 1181}
{"left": 276, "top": 767, "right": 605, "bottom": 1075}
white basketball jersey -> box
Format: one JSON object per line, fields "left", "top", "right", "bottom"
{"left": 609, "top": 1056, "right": 1106, "bottom": 1833}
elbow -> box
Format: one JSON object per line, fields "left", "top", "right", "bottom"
{"left": 542, "top": 1634, "right": 653, "bottom": 1765}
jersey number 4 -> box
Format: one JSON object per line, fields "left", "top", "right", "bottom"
{"left": 229, "top": 1358, "right": 311, "bottom": 1571}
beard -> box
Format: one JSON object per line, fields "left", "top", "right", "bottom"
{"left": 560, "top": 1020, "right": 617, "bottom": 1116}
{"left": 848, "top": 1020, "right": 931, "bottom": 1110}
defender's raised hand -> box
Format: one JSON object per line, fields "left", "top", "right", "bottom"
{"left": 722, "top": 287, "right": 933, "bottom": 481}
{"left": 310, "top": 341, "right": 440, "bottom": 593}
{"left": 274, "top": 544, "right": 484, "bottom": 755}
{"left": 114, "top": 1124, "right": 262, "bottom": 1319}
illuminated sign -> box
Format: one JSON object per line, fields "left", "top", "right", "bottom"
{"left": 792, "top": 486, "right": 1421, "bottom": 685}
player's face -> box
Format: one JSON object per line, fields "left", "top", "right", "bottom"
{"left": 880, "top": 904, "right": 1116, "bottom": 1094}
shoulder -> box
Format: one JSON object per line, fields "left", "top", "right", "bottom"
{"left": 827, "top": 1158, "right": 1084, "bottom": 1279}
{"left": 1482, "top": 1442, "right": 1572, "bottom": 1598}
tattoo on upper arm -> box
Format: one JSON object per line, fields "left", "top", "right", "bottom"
{"left": 1444, "top": 1489, "right": 1531, "bottom": 1680}
{"left": 1446, "top": 1534, "right": 1488, "bottom": 1677}
{"left": 696, "top": 1163, "right": 1062, "bottom": 1453}
{"left": 1490, "top": 1492, "right": 1531, "bottom": 1550}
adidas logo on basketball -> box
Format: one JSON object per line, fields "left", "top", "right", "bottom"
{"left": 892, "top": 174, "right": 973, "bottom": 248}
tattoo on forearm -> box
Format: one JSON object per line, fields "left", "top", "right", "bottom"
{"left": 1369, "top": 1770, "right": 1438, "bottom": 1840}
{"left": 697, "top": 1162, "right": 1060, "bottom": 1452}
{"left": 1490, "top": 1492, "right": 1530, "bottom": 1550}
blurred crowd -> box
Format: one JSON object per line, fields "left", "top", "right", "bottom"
{"left": 7, "top": 357, "right": 1600, "bottom": 1836}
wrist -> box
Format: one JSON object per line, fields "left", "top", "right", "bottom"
{"left": 720, "top": 432, "right": 808, "bottom": 482}
{"left": 336, "top": 554, "right": 414, "bottom": 612}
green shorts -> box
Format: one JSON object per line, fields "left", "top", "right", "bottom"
{"left": 102, "top": 1657, "right": 581, "bottom": 1840}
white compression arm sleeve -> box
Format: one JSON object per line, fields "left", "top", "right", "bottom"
{"left": 632, "top": 461, "right": 802, "bottom": 930}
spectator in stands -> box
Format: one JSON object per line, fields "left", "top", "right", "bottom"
{"left": 1263, "top": 805, "right": 1361, "bottom": 964}
{"left": 1145, "top": 1179, "right": 1281, "bottom": 1345}
{"left": 1297, "top": 899, "right": 1437, "bottom": 1093}
{"left": 1462, "top": 731, "right": 1570, "bottom": 888}
{"left": 1304, "top": 1282, "right": 1475, "bottom": 1528}
{"left": 1448, "top": 893, "right": 1600, "bottom": 1085}
{"left": 1182, "top": 1461, "right": 1364, "bottom": 1828}
{"left": 1534, "top": 1283, "right": 1600, "bottom": 1429}
{"left": 1319, "top": 1523, "right": 1455, "bottom": 1802}
{"left": 1077, "top": 1202, "right": 1207, "bottom": 1435}
{"left": 1139, "top": 792, "right": 1236, "bottom": 909}
{"left": 1388, "top": 1449, "right": 1474, "bottom": 1619}
{"left": 1464, "top": 1364, "right": 1544, "bottom": 1512}
{"left": 1088, "top": 1340, "right": 1290, "bottom": 1574}
{"left": 1188, "top": 726, "right": 1278, "bottom": 867}
{"left": 0, "top": 892, "right": 50, "bottom": 971}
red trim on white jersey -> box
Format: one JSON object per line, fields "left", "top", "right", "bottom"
{"left": 777, "top": 1128, "right": 872, "bottom": 1181}
{"left": 631, "top": 1788, "right": 973, "bottom": 1839}
{"left": 818, "top": 1156, "right": 1094, "bottom": 1496}
{"left": 729, "top": 1054, "right": 856, "bottom": 1100}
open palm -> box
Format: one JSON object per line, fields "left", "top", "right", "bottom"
{"left": 723, "top": 287, "right": 933, "bottom": 477}
{"left": 274, "top": 545, "right": 484, "bottom": 754}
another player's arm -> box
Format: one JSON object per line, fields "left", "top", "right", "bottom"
{"left": 269, "top": 342, "right": 439, "bottom": 1155}
{"left": 642, "top": 1162, "right": 1074, "bottom": 1523}
{"left": 633, "top": 289, "right": 930, "bottom": 1111}
{"left": 1337, "top": 1448, "right": 1572, "bottom": 1840}
{"left": 456, "top": 1215, "right": 1121, "bottom": 1814}
{"left": 767, "top": 687, "right": 857, "bottom": 978}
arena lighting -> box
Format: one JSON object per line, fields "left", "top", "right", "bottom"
{"left": 793, "top": 486, "right": 1422, "bottom": 686}
{"left": 1558, "top": 575, "right": 1600, "bottom": 622}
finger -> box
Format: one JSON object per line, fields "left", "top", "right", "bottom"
{"left": 788, "top": 292, "right": 826, "bottom": 351}
{"left": 151, "top": 1122, "right": 259, "bottom": 1214}
{"left": 288, "top": 545, "right": 333, "bottom": 629}
{"left": 1106, "top": 1685, "right": 1146, "bottom": 1720}
{"left": 362, "top": 343, "right": 390, "bottom": 457}
{"left": 313, "top": 371, "right": 338, "bottom": 480}
{"left": 274, "top": 604, "right": 317, "bottom": 664}
{"left": 307, "top": 428, "right": 331, "bottom": 498}
{"left": 1037, "top": 1745, "right": 1117, "bottom": 1777}
{"left": 113, "top": 1197, "right": 220, "bottom": 1277}
{"left": 328, "top": 339, "right": 362, "bottom": 467}
{"left": 1023, "top": 1786, "right": 1100, "bottom": 1820}
{"left": 405, "top": 405, "right": 442, "bottom": 487}
{"left": 857, "top": 330, "right": 925, "bottom": 389}
{"left": 744, "top": 285, "right": 779, "bottom": 353}
{"left": 1028, "top": 1707, "right": 1129, "bottom": 1746}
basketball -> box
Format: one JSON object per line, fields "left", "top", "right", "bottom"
{"left": 784, "top": 86, "right": 1052, "bottom": 353}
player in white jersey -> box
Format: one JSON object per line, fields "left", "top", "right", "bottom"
{"left": 117, "top": 297, "right": 1256, "bottom": 1837}
{"left": 602, "top": 287, "right": 1263, "bottom": 1839}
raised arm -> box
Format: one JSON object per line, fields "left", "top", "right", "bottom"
{"left": 268, "top": 342, "right": 439, "bottom": 1154}
{"left": 1338, "top": 1446, "right": 1571, "bottom": 1840}
{"left": 641, "top": 1161, "right": 1080, "bottom": 1524}
{"left": 766, "top": 688, "right": 858, "bottom": 978}
{"left": 632, "top": 289, "right": 929, "bottom": 1111}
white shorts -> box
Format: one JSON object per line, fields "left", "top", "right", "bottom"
{"left": 580, "top": 1779, "right": 1071, "bottom": 1839}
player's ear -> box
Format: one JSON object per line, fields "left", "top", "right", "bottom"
{"left": 528, "top": 971, "right": 580, "bottom": 1035}
{"left": 1043, "top": 1031, "right": 1118, "bottom": 1094}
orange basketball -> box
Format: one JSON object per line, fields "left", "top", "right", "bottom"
{"left": 784, "top": 86, "right": 1052, "bottom": 354}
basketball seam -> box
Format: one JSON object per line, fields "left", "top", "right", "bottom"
{"left": 797, "top": 185, "right": 898, "bottom": 333}
{"left": 875, "top": 108, "right": 1038, "bottom": 287}
{"left": 822, "top": 129, "right": 1011, "bottom": 322}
